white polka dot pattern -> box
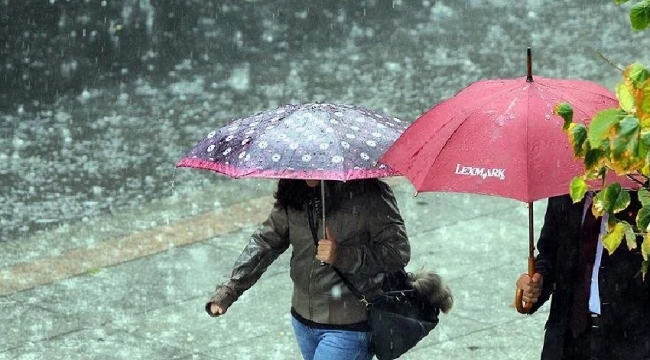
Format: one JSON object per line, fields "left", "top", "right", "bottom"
{"left": 181, "top": 103, "right": 407, "bottom": 180}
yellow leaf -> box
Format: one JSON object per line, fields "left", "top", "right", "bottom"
{"left": 637, "top": 78, "right": 650, "bottom": 124}
{"left": 603, "top": 222, "right": 626, "bottom": 254}
{"left": 592, "top": 200, "right": 606, "bottom": 217}
{"left": 617, "top": 81, "right": 636, "bottom": 113}
{"left": 641, "top": 164, "right": 650, "bottom": 176}
{"left": 624, "top": 221, "right": 638, "bottom": 250}
{"left": 569, "top": 177, "right": 588, "bottom": 203}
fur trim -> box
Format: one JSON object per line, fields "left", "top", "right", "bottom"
{"left": 408, "top": 271, "right": 454, "bottom": 313}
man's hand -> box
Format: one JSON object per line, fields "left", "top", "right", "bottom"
{"left": 316, "top": 226, "right": 337, "bottom": 264}
{"left": 516, "top": 273, "right": 544, "bottom": 303}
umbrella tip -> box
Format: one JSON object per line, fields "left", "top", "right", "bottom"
{"left": 526, "top": 47, "right": 533, "bottom": 82}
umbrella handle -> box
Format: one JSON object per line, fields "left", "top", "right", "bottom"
{"left": 515, "top": 256, "right": 536, "bottom": 314}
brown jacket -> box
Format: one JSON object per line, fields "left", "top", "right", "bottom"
{"left": 206, "top": 181, "right": 410, "bottom": 325}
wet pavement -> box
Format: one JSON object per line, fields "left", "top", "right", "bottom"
{"left": 1, "top": 177, "right": 552, "bottom": 359}
{"left": 2, "top": 0, "right": 650, "bottom": 358}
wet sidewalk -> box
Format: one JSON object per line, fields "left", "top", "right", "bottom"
{"left": 0, "top": 177, "right": 549, "bottom": 360}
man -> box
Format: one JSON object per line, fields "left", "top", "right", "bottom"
{"left": 516, "top": 191, "right": 650, "bottom": 360}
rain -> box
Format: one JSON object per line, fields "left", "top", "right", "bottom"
{"left": 1, "top": 0, "right": 649, "bottom": 359}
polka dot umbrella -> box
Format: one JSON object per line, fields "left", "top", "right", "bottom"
{"left": 176, "top": 103, "right": 408, "bottom": 236}
{"left": 177, "top": 103, "right": 406, "bottom": 180}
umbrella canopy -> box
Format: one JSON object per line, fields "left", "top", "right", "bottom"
{"left": 177, "top": 103, "right": 407, "bottom": 181}
{"left": 379, "top": 48, "right": 629, "bottom": 314}
{"left": 379, "top": 75, "right": 618, "bottom": 203}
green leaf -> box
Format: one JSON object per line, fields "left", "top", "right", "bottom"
{"left": 639, "top": 78, "right": 650, "bottom": 121}
{"left": 589, "top": 109, "right": 621, "bottom": 147}
{"left": 594, "top": 183, "right": 630, "bottom": 215}
{"left": 603, "top": 221, "right": 626, "bottom": 254}
{"left": 638, "top": 190, "right": 650, "bottom": 206}
{"left": 601, "top": 138, "right": 611, "bottom": 154}
{"left": 614, "top": 0, "right": 631, "bottom": 4}
{"left": 619, "top": 116, "right": 640, "bottom": 138}
{"left": 630, "top": 0, "right": 650, "bottom": 30}
{"left": 555, "top": 103, "right": 574, "bottom": 129}
{"left": 584, "top": 149, "right": 605, "bottom": 171}
{"left": 569, "top": 124, "right": 588, "bottom": 156}
{"left": 642, "top": 235, "right": 650, "bottom": 261}
{"left": 624, "top": 221, "right": 638, "bottom": 250}
{"left": 628, "top": 134, "right": 641, "bottom": 158}
{"left": 612, "top": 116, "right": 640, "bottom": 160}
{"left": 613, "top": 189, "right": 632, "bottom": 213}
{"left": 617, "top": 81, "right": 636, "bottom": 113}
{"left": 626, "top": 62, "right": 650, "bottom": 87}
{"left": 637, "top": 206, "right": 650, "bottom": 231}
{"left": 642, "top": 260, "right": 649, "bottom": 280}
{"left": 640, "top": 129, "right": 650, "bottom": 146}
{"left": 570, "top": 177, "right": 588, "bottom": 203}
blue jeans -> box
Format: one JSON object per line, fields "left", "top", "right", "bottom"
{"left": 291, "top": 316, "right": 372, "bottom": 360}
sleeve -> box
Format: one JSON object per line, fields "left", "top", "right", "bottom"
{"left": 334, "top": 182, "right": 411, "bottom": 275}
{"left": 529, "top": 196, "right": 565, "bottom": 313}
{"left": 205, "top": 203, "right": 290, "bottom": 316}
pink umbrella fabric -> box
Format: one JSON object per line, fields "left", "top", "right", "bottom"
{"left": 380, "top": 76, "right": 622, "bottom": 203}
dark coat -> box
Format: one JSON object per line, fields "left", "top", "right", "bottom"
{"left": 531, "top": 194, "right": 650, "bottom": 360}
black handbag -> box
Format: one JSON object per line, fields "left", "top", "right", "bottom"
{"left": 332, "top": 267, "right": 440, "bottom": 360}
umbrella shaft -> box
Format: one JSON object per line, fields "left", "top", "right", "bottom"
{"left": 321, "top": 180, "right": 326, "bottom": 238}
{"left": 528, "top": 202, "right": 535, "bottom": 258}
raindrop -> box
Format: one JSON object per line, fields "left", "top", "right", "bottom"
{"left": 170, "top": 168, "right": 177, "bottom": 193}
{"left": 331, "top": 284, "right": 342, "bottom": 298}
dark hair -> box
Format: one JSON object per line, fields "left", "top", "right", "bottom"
{"left": 274, "top": 178, "right": 383, "bottom": 212}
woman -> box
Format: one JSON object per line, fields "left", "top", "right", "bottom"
{"left": 206, "top": 178, "right": 411, "bottom": 360}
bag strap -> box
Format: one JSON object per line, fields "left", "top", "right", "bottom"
{"left": 306, "top": 206, "right": 370, "bottom": 306}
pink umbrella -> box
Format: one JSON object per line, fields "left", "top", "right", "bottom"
{"left": 380, "top": 48, "right": 635, "bottom": 313}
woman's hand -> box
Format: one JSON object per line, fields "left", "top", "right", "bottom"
{"left": 316, "top": 226, "right": 337, "bottom": 264}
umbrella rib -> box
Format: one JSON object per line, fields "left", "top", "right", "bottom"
{"left": 540, "top": 82, "right": 615, "bottom": 121}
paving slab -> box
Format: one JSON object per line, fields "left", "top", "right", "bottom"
{"left": 0, "top": 328, "right": 191, "bottom": 360}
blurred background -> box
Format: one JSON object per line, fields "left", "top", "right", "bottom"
{"left": 0, "top": 0, "right": 647, "bottom": 244}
